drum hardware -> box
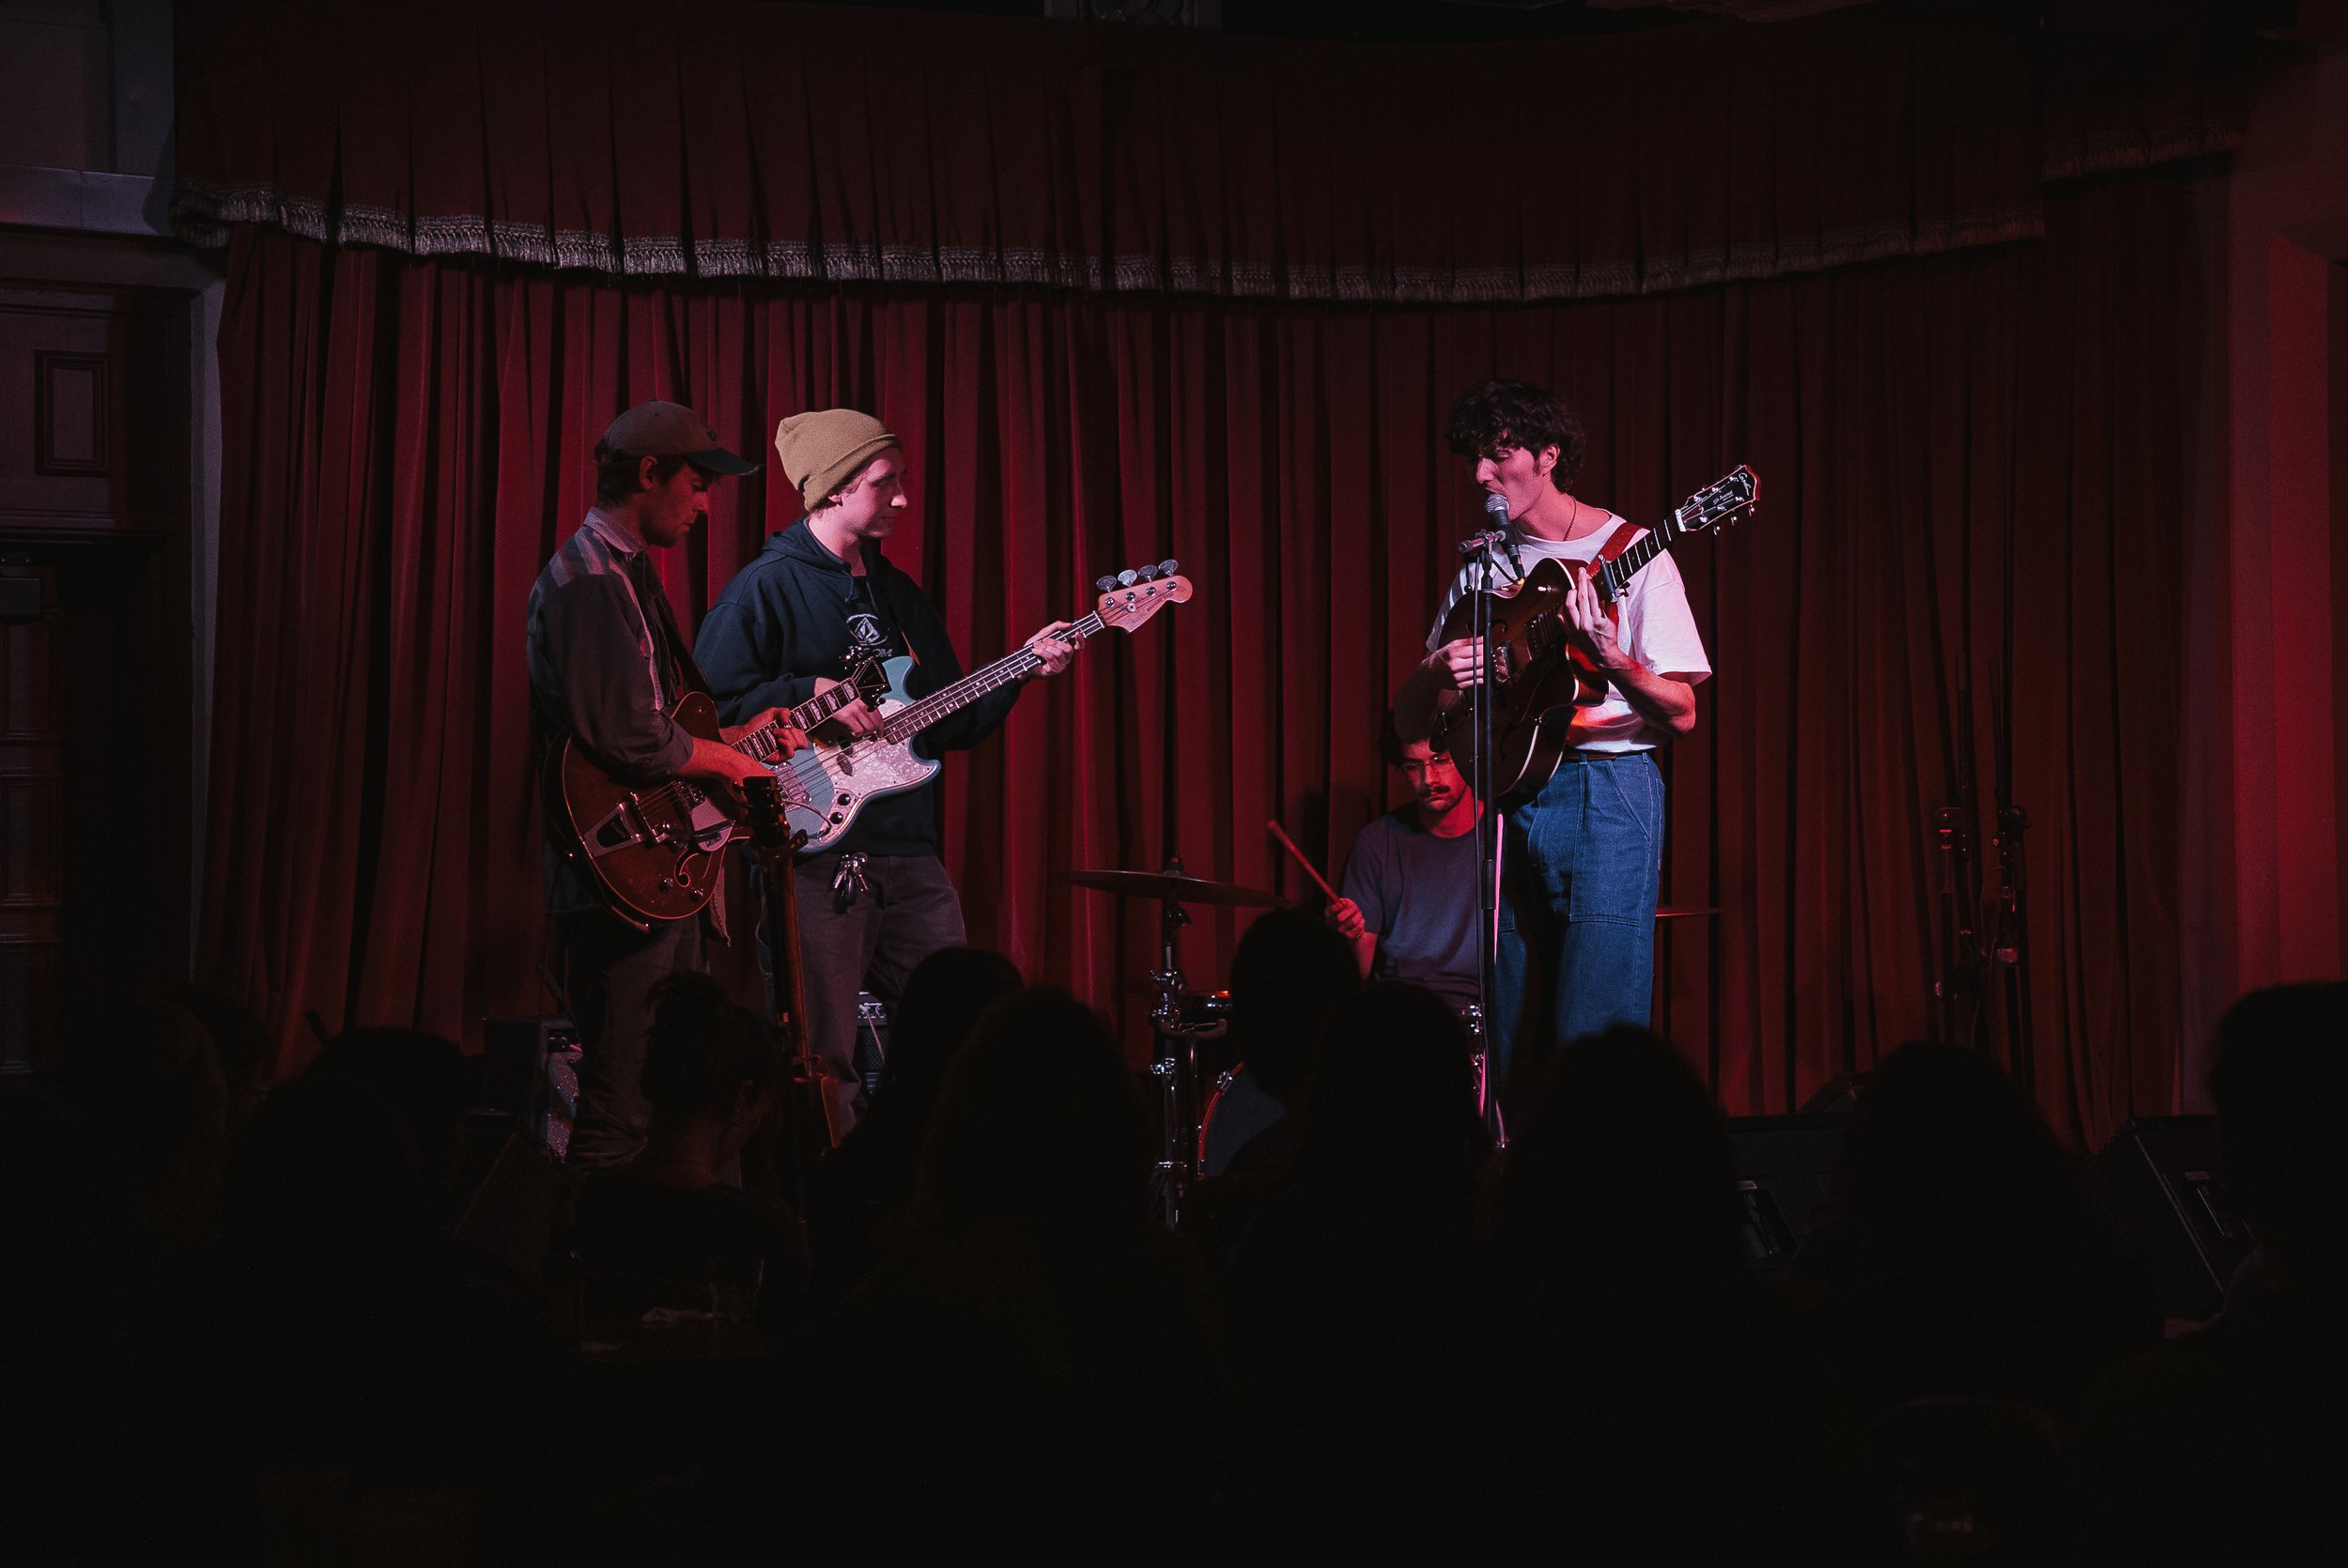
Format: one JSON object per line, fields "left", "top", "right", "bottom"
{"left": 1066, "top": 855, "right": 1277, "bottom": 1226}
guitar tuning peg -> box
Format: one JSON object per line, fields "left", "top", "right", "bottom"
{"left": 1118, "top": 568, "right": 1138, "bottom": 587}
{"left": 1136, "top": 564, "right": 1157, "bottom": 582}
{"left": 1160, "top": 560, "right": 1179, "bottom": 576}
{"left": 1095, "top": 576, "right": 1118, "bottom": 592}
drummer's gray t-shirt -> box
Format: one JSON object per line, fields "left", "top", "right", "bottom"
{"left": 1338, "top": 808, "right": 1484, "bottom": 1012}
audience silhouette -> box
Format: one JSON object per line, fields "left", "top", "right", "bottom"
{"left": 573, "top": 974, "right": 808, "bottom": 1323}
{"left": 2078, "top": 981, "right": 2347, "bottom": 1566}
{"left": 9, "top": 966, "right": 2339, "bottom": 1561}
{"left": 807, "top": 945, "right": 1023, "bottom": 1304}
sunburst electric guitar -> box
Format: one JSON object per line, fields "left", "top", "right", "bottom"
{"left": 1431, "top": 467, "right": 1758, "bottom": 797}
{"left": 771, "top": 562, "right": 1194, "bottom": 853}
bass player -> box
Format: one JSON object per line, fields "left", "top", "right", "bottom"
{"left": 695, "top": 408, "right": 1076, "bottom": 1135}
{"left": 527, "top": 401, "right": 810, "bottom": 1169}
{"left": 1392, "top": 379, "right": 1709, "bottom": 1080}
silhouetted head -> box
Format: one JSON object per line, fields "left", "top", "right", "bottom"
{"left": 637, "top": 974, "right": 786, "bottom": 1164}
{"left": 2209, "top": 982, "right": 2348, "bottom": 1274}
{"left": 914, "top": 987, "right": 1151, "bottom": 1235}
{"left": 1228, "top": 906, "right": 1362, "bottom": 1104}
{"left": 876, "top": 946, "right": 1024, "bottom": 1109}
{"left": 1303, "top": 982, "right": 1485, "bottom": 1191}
{"left": 1500, "top": 1026, "right": 1743, "bottom": 1284}
{"left": 306, "top": 1027, "right": 468, "bottom": 1196}
{"left": 222, "top": 1074, "right": 436, "bottom": 1268}
{"left": 1832, "top": 1041, "right": 2072, "bottom": 1226}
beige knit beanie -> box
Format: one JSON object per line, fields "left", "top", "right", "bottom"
{"left": 773, "top": 409, "right": 901, "bottom": 513}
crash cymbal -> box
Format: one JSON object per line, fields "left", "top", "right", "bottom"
{"left": 1656, "top": 905, "right": 1722, "bottom": 919}
{"left": 1063, "top": 867, "right": 1282, "bottom": 908}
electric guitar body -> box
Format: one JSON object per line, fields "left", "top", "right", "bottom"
{"left": 549, "top": 667, "right": 884, "bottom": 925}
{"left": 771, "top": 654, "right": 939, "bottom": 853}
{"left": 1429, "top": 557, "right": 1599, "bottom": 800}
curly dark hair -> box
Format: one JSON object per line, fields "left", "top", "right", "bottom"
{"left": 1377, "top": 711, "right": 1448, "bottom": 770}
{"left": 1444, "top": 378, "right": 1585, "bottom": 492}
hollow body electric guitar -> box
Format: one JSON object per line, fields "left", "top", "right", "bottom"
{"left": 1431, "top": 467, "right": 1758, "bottom": 798}
{"left": 772, "top": 563, "right": 1194, "bottom": 853}
{"left": 550, "top": 661, "right": 888, "bottom": 925}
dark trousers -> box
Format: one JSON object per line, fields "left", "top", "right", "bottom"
{"left": 559, "top": 910, "right": 705, "bottom": 1168}
{"left": 1493, "top": 751, "right": 1665, "bottom": 1091}
{"left": 770, "top": 852, "right": 966, "bottom": 1137}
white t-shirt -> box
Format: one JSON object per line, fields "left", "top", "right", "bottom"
{"left": 1426, "top": 515, "right": 1711, "bottom": 755}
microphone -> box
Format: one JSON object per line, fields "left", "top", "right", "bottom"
{"left": 1455, "top": 492, "right": 1515, "bottom": 556}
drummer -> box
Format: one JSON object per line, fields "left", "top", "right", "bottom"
{"left": 1323, "top": 718, "right": 1486, "bottom": 1015}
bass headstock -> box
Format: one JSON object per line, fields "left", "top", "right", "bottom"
{"left": 1091, "top": 560, "right": 1194, "bottom": 632}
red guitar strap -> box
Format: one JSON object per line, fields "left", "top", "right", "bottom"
{"left": 1597, "top": 519, "right": 1643, "bottom": 564}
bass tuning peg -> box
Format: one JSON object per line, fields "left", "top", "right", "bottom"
{"left": 1095, "top": 575, "right": 1118, "bottom": 592}
{"left": 1159, "top": 559, "right": 1179, "bottom": 576}
{"left": 1118, "top": 568, "right": 1138, "bottom": 587}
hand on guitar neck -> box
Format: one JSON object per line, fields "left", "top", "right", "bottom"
{"left": 679, "top": 708, "right": 811, "bottom": 810}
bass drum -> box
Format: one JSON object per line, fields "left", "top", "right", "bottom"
{"left": 1197, "top": 1063, "right": 1285, "bottom": 1179}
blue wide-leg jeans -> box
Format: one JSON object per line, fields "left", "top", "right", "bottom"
{"left": 1491, "top": 750, "right": 1665, "bottom": 1094}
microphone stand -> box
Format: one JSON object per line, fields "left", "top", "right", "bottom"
{"left": 1468, "top": 530, "right": 1509, "bottom": 1147}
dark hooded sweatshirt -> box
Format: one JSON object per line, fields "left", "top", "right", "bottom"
{"left": 694, "top": 519, "right": 1021, "bottom": 858}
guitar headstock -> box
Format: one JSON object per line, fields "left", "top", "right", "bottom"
{"left": 742, "top": 776, "right": 803, "bottom": 854}
{"left": 1091, "top": 560, "right": 1194, "bottom": 632}
{"left": 1677, "top": 466, "right": 1760, "bottom": 534}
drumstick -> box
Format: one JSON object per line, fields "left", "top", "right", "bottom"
{"left": 1266, "top": 820, "right": 1339, "bottom": 903}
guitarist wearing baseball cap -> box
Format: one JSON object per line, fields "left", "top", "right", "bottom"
{"left": 527, "top": 401, "right": 809, "bottom": 1168}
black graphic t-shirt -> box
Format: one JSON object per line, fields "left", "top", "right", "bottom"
{"left": 843, "top": 574, "right": 904, "bottom": 673}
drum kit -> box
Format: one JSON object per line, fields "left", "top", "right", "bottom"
{"left": 1063, "top": 853, "right": 1725, "bottom": 1225}
{"left": 1062, "top": 858, "right": 1276, "bottom": 1226}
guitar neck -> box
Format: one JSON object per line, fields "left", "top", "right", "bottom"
{"left": 879, "top": 610, "right": 1108, "bottom": 744}
{"left": 1595, "top": 511, "right": 1687, "bottom": 604}
{"left": 732, "top": 677, "right": 873, "bottom": 762}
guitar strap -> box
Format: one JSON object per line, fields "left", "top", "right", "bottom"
{"left": 861, "top": 546, "right": 919, "bottom": 670}
{"left": 1597, "top": 519, "right": 1643, "bottom": 567}
{"left": 623, "top": 550, "right": 729, "bottom": 938}
{"left": 627, "top": 554, "right": 714, "bottom": 698}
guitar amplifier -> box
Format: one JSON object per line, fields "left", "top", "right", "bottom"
{"left": 482, "top": 1015, "right": 581, "bottom": 1161}
{"left": 2095, "top": 1115, "right": 2254, "bottom": 1322}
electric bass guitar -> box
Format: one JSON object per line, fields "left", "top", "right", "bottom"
{"left": 548, "top": 660, "right": 888, "bottom": 925}
{"left": 1431, "top": 467, "right": 1758, "bottom": 797}
{"left": 770, "top": 563, "right": 1194, "bottom": 853}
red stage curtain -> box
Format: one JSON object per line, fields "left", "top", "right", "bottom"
{"left": 201, "top": 170, "right": 2202, "bottom": 1147}
{"left": 171, "top": 0, "right": 2075, "bottom": 302}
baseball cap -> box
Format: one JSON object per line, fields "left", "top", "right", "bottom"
{"left": 599, "top": 401, "right": 759, "bottom": 477}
